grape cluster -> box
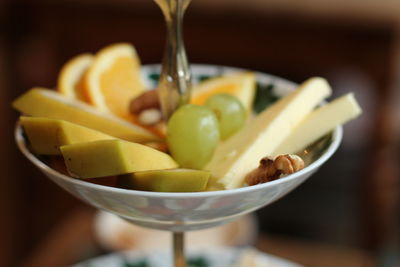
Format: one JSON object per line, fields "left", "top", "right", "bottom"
{"left": 167, "top": 94, "right": 246, "bottom": 169}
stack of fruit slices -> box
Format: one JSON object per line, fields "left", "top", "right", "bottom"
{"left": 13, "top": 43, "right": 362, "bottom": 192}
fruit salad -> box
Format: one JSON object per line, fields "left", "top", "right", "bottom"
{"left": 13, "top": 43, "right": 362, "bottom": 192}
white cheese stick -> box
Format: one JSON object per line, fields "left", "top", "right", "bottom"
{"left": 206, "top": 77, "right": 332, "bottom": 189}
{"left": 274, "top": 93, "right": 361, "bottom": 156}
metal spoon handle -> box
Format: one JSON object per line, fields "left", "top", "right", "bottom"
{"left": 155, "top": 0, "right": 192, "bottom": 119}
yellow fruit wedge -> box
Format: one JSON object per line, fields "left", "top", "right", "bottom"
{"left": 191, "top": 72, "right": 256, "bottom": 114}
{"left": 274, "top": 93, "right": 362, "bottom": 155}
{"left": 84, "top": 43, "right": 145, "bottom": 119}
{"left": 205, "top": 77, "right": 332, "bottom": 189}
{"left": 12, "top": 88, "right": 160, "bottom": 143}
{"left": 121, "top": 169, "right": 210, "bottom": 192}
{"left": 49, "top": 157, "right": 119, "bottom": 187}
{"left": 60, "top": 139, "right": 178, "bottom": 178}
{"left": 20, "top": 116, "right": 114, "bottom": 155}
{"left": 57, "top": 53, "right": 94, "bottom": 102}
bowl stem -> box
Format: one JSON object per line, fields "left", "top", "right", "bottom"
{"left": 173, "top": 231, "right": 186, "bottom": 267}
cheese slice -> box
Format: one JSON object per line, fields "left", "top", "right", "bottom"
{"left": 205, "top": 77, "right": 332, "bottom": 189}
{"left": 274, "top": 93, "right": 361, "bottom": 155}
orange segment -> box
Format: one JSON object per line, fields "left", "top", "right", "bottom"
{"left": 191, "top": 72, "right": 256, "bottom": 114}
{"left": 84, "top": 43, "right": 145, "bottom": 118}
{"left": 57, "top": 54, "right": 94, "bottom": 102}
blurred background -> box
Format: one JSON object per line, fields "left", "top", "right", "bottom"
{"left": 1, "top": 0, "right": 400, "bottom": 266}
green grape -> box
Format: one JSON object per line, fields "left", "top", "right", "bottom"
{"left": 205, "top": 93, "right": 246, "bottom": 140}
{"left": 167, "top": 104, "right": 220, "bottom": 169}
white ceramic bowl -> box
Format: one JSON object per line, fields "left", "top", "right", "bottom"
{"left": 15, "top": 65, "right": 342, "bottom": 232}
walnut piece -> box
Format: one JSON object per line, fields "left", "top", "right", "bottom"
{"left": 245, "top": 154, "right": 305, "bottom": 186}
{"left": 129, "top": 89, "right": 160, "bottom": 114}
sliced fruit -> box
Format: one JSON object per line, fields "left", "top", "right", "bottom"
{"left": 60, "top": 139, "right": 178, "bottom": 178}
{"left": 84, "top": 43, "right": 145, "bottom": 118}
{"left": 205, "top": 77, "right": 332, "bottom": 189}
{"left": 167, "top": 104, "right": 220, "bottom": 169}
{"left": 191, "top": 72, "right": 256, "bottom": 114}
{"left": 20, "top": 116, "right": 114, "bottom": 155}
{"left": 274, "top": 93, "right": 362, "bottom": 155}
{"left": 122, "top": 169, "right": 210, "bottom": 192}
{"left": 12, "top": 88, "right": 160, "bottom": 143}
{"left": 49, "top": 156, "right": 118, "bottom": 186}
{"left": 143, "top": 141, "right": 168, "bottom": 153}
{"left": 57, "top": 53, "right": 94, "bottom": 101}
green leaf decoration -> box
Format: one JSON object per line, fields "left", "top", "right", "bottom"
{"left": 253, "top": 82, "right": 279, "bottom": 114}
{"left": 122, "top": 259, "right": 149, "bottom": 267}
{"left": 197, "top": 75, "right": 213, "bottom": 82}
{"left": 120, "top": 256, "right": 210, "bottom": 267}
{"left": 148, "top": 73, "right": 161, "bottom": 83}
{"left": 187, "top": 256, "right": 210, "bottom": 267}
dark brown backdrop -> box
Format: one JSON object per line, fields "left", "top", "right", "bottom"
{"left": 1, "top": 0, "right": 399, "bottom": 266}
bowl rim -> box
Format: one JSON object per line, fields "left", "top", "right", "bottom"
{"left": 14, "top": 64, "right": 343, "bottom": 199}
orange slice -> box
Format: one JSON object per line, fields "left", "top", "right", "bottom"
{"left": 84, "top": 43, "right": 145, "bottom": 119}
{"left": 57, "top": 53, "right": 94, "bottom": 102}
{"left": 191, "top": 72, "right": 256, "bottom": 114}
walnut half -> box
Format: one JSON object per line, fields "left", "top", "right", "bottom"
{"left": 245, "top": 154, "right": 305, "bottom": 186}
